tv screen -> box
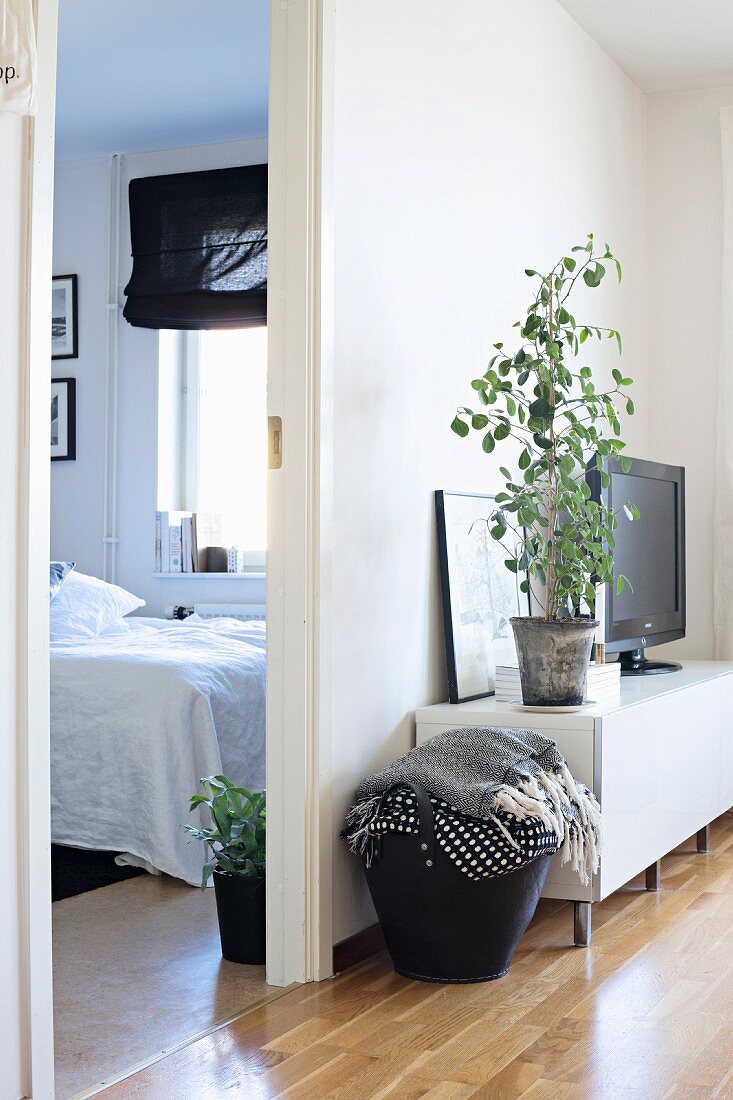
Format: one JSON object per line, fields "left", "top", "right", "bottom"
{"left": 611, "top": 471, "right": 679, "bottom": 620}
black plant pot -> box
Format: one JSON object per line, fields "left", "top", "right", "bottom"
{"left": 510, "top": 616, "right": 599, "bottom": 707}
{"left": 213, "top": 871, "right": 266, "bottom": 965}
{"left": 362, "top": 782, "right": 551, "bottom": 983}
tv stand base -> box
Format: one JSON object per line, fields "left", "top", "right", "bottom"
{"left": 619, "top": 646, "right": 682, "bottom": 675}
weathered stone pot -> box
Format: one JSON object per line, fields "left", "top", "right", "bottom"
{"left": 509, "top": 617, "right": 598, "bottom": 707}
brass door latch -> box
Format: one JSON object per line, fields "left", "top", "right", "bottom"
{"left": 268, "top": 415, "right": 282, "bottom": 469}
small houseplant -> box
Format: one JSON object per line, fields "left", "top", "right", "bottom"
{"left": 185, "top": 776, "right": 266, "bottom": 964}
{"left": 451, "top": 234, "right": 637, "bottom": 706}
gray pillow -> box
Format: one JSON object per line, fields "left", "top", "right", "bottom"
{"left": 50, "top": 561, "right": 75, "bottom": 601}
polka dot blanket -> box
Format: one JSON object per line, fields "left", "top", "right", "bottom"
{"left": 370, "top": 785, "right": 559, "bottom": 879}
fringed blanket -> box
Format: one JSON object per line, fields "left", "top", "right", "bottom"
{"left": 344, "top": 726, "right": 601, "bottom": 885}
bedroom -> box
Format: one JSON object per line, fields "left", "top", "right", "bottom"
{"left": 49, "top": 2, "right": 274, "bottom": 1095}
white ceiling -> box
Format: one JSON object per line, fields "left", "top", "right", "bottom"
{"left": 557, "top": 0, "right": 733, "bottom": 94}
{"left": 55, "top": 0, "right": 268, "bottom": 162}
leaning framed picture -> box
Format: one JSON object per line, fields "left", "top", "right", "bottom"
{"left": 435, "top": 489, "right": 530, "bottom": 703}
{"left": 51, "top": 378, "right": 76, "bottom": 461}
{"left": 52, "top": 274, "right": 78, "bottom": 359}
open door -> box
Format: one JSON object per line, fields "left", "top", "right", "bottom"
{"left": 16, "top": 0, "right": 335, "bottom": 1095}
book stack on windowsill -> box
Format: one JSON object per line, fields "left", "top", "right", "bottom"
{"left": 494, "top": 661, "right": 621, "bottom": 704}
{"left": 155, "top": 511, "right": 224, "bottom": 573}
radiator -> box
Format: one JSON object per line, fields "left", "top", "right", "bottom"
{"left": 164, "top": 603, "right": 266, "bottom": 622}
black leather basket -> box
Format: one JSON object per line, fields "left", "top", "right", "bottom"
{"left": 362, "top": 781, "right": 551, "bottom": 983}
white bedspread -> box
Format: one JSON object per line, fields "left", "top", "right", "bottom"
{"left": 51, "top": 615, "right": 266, "bottom": 886}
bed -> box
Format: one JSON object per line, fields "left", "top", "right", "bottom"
{"left": 51, "top": 613, "right": 266, "bottom": 887}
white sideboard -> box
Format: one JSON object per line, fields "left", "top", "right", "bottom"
{"left": 415, "top": 661, "right": 733, "bottom": 945}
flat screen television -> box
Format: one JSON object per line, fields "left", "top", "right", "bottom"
{"left": 586, "top": 456, "right": 685, "bottom": 674}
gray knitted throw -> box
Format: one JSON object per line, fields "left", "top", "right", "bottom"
{"left": 346, "top": 726, "right": 601, "bottom": 884}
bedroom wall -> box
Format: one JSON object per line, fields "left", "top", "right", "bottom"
{"left": 0, "top": 113, "right": 28, "bottom": 1100}
{"left": 645, "top": 86, "right": 733, "bottom": 660}
{"left": 329, "top": 0, "right": 649, "bottom": 944}
{"left": 52, "top": 137, "right": 267, "bottom": 617}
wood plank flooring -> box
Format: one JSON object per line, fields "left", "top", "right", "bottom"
{"left": 101, "top": 812, "right": 733, "bottom": 1100}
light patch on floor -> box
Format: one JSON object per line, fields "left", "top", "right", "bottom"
{"left": 53, "top": 873, "right": 276, "bottom": 1099}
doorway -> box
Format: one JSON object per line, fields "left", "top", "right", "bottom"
{"left": 19, "top": 0, "right": 333, "bottom": 1096}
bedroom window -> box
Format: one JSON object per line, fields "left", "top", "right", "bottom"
{"left": 157, "top": 327, "right": 267, "bottom": 569}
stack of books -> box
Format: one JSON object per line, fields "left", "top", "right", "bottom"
{"left": 494, "top": 660, "right": 621, "bottom": 704}
{"left": 155, "top": 511, "right": 224, "bottom": 573}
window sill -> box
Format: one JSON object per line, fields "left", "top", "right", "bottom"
{"left": 152, "top": 572, "right": 265, "bottom": 579}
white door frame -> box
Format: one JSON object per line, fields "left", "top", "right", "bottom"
{"left": 266, "top": 0, "right": 335, "bottom": 986}
{"left": 18, "top": 0, "right": 334, "bottom": 1093}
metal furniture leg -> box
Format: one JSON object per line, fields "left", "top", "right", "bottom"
{"left": 697, "top": 824, "right": 711, "bottom": 853}
{"left": 645, "top": 859, "right": 661, "bottom": 891}
{"left": 573, "top": 901, "right": 591, "bottom": 947}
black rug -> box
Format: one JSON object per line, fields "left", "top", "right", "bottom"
{"left": 52, "top": 845, "right": 145, "bottom": 902}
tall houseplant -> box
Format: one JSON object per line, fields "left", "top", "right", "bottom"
{"left": 185, "top": 776, "right": 266, "bottom": 964}
{"left": 451, "top": 234, "right": 637, "bottom": 706}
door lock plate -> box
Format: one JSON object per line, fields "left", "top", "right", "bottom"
{"left": 268, "top": 415, "right": 283, "bottom": 469}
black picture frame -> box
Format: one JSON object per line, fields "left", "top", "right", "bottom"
{"left": 52, "top": 274, "right": 79, "bottom": 360}
{"left": 51, "top": 378, "right": 76, "bottom": 461}
{"left": 435, "top": 489, "right": 530, "bottom": 704}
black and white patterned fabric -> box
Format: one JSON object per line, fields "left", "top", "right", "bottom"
{"left": 370, "top": 785, "right": 558, "bottom": 880}
{"left": 344, "top": 726, "right": 601, "bottom": 885}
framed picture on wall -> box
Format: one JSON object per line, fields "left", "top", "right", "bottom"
{"left": 51, "top": 378, "right": 76, "bottom": 461}
{"left": 52, "top": 274, "right": 78, "bottom": 359}
{"left": 435, "top": 489, "right": 530, "bottom": 703}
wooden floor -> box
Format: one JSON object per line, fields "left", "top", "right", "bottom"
{"left": 101, "top": 813, "right": 733, "bottom": 1100}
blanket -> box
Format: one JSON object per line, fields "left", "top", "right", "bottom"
{"left": 345, "top": 726, "right": 601, "bottom": 884}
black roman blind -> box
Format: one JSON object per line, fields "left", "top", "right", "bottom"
{"left": 122, "top": 163, "right": 267, "bottom": 330}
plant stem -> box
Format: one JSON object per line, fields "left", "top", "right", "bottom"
{"left": 545, "top": 272, "right": 557, "bottom": 620}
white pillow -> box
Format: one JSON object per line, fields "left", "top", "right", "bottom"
{"left": 50, "top": 571, "right": 145, "bottom": 642}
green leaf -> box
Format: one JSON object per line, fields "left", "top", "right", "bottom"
{"left": 451, "top": 416, "right": 469, "bottom": 438}
{"left": 563, "top": 256, "right": 576, "bottom": 272}
{"left": 533, "top": 434, "right": 552, "bottom": 450}
{"left": 625, "top": 398, "right": 634, "bottom": 415}
{"left": 471, "top": 413, "right": 489, "bottom": 430}
{"left": 482, "top": 432, "right": 495, "bottom": 453}
{"left": 620, "top": 456, "right": 632, "bottom": 473}
{"left": 525, "top": 269, "right": 538, "bottom": 277}
{"left": 518, "top": 448, "right": 531, "bottom": 470}
{"left": 528, "top": 397, "right": 553, "bottom": 419}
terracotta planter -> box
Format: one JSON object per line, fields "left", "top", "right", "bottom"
{"left": 510, "top": 616, "right": 598, "bottom": 707}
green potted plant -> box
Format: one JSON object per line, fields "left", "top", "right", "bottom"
{"left": 451, "top": 234, "right": 638, "bottom": 707}
{"left": 185, "top": 776, "right": 266, "bottom": 964}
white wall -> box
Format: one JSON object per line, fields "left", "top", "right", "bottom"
{"left": 646, "top": 87, "right": 733, "bottom": 659}
{"left": 0, "top": 113, "right": 27, "bottom": 1100}
{"left": 52, "top": 138, "right": 267, "bottom": 615}
{"left": 330, "top": 0, "right": 649, "bottom": 943}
